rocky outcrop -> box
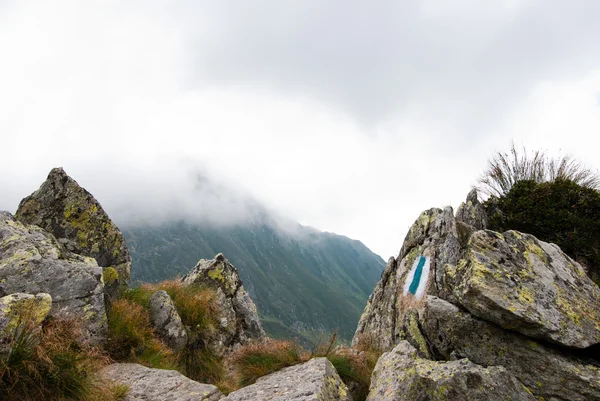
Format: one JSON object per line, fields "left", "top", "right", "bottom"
{"left": 418, "top": 296, "right": 600, "bottom": 401}
{"left": 353, "top": 207, "right": 461, "bottom": 350}
{"left": 445, "top": 229, "right": 600, "bottom": 348}
{"left": 455, "top": 188, "right": 487, "bottom": 230}
{"left": 367, "top": 341, "right": 536, "bottom": 401}
{"left": 149, "top": 290, "right": 187, "bottom": 351}
{"left": 222, "top": 357, "right": 348, "bottom": 401}
{"left": 182, "top": 253, "right": 264, "bottom": 353}
{"left": 99, "top": 363, "right": 223, "bottom": 401}
{"left": 356, "top": 190, "right": 600, "bottom": 401}
{"left": 0, "top": 211, "right": 107, "bottom": 341}
{"left": 16, "top": 167, "right": 131, "bottom": 286}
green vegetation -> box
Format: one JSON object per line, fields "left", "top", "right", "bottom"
{"left": 485, "top": 179, "right": 600, "bottom": 284}
{"left": 107, "top": 280, "right": 226, "bottom": 385}
{"left": 226, "top": 333, "right": 382, "bottom": 401}
{"left": 476, "top": 142, "right": 599, "bottom": 197}
{"left": 227, "top": 339, "right": 307, "bottom": 387}
{"left": 123, "top": 219, "right": 385, "bottom": 341}
{"left": 0, "top": 301, "right": 127, "bottom": 401}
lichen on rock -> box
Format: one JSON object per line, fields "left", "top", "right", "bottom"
{"left": 448, "top": 229, "right": 600, "bottom": 348}
{"left": 181, "top": 253, "right": 264, "bottom": 354}
{"left": 367, "top": 340, "right": 536, "bottom": 401}
{"left": 0, "top": 211, "right": 107, "bottom": 342}
{"left": 15, "top": 167, "right": 131, "bottom": 285}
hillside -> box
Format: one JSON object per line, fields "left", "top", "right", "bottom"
{"left": 122, "top": 218, "right": 385, "bottom": 343}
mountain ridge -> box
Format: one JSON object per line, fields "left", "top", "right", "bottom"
{"left": 122, "top": 218, "right": 385, "bottom": 343}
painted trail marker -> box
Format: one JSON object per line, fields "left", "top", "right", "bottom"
{"left": 402, "top": 255, "right": 430, "bottom": 299}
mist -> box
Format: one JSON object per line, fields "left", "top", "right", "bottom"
{"left": 1, "top": 1, "right": 600, "bottom": 258}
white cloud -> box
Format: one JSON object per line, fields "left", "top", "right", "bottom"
{"left": 0, "top": 1, "right": 599, "bottom": 259}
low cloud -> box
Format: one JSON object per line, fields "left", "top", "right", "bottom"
{"left": 1, "top": 1, "right": 599, "bottom": 258}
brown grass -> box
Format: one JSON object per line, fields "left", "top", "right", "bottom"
{"left": 227, "top": 339, "right": 308, "bottom": 387}
{"left": 0, "top": 307, "right": 127, "bottom": 401}
{"left": 106, "top": 298, "right": 176, "bottom": 370}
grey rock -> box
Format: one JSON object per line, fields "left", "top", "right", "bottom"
{"left": 446, "top": 229, "right": 600, "bottom": 348}
{"left": 0, "top": 211, "right": 107, "bottom": 342}
{"left": 181, "top": 253, "right": 265, "bottom": 354}
{"left": 15, "top": 167, "right": 131, "bottom": 286}
{"left": 149, "top": 290, "right": 188, "bottom": 351}
{"left": 99, "top": 363, "right": 223, "bottom": 401}
{"left": 455, "top": 188, "right": 487, "bottom": 230}
{"left": 367, "top": 341, "right": 536, "bottom": 401}
{"left": 222, "top": 357, "right": 349, "bottom": 401}
{"left": 0, "top": 292, "right": 52, "bottom": 355}
{"left": 353, "top": 207, "right": 461, "bottom": 350}
{"left": 419, "top": 296, "right": 600, "bottom": 401}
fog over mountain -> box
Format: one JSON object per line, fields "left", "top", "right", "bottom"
{"left": 1, "top": 1, "right": 600, "bottom": 258}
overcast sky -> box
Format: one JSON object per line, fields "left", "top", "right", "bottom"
{"left": 1, "top": 0, "right": 599, "bottom": 258}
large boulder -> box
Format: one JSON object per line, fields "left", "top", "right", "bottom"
{"left": 222, "top": 357, "right": 348, "bottom": 401}
{"left": 0, "top": 211, "right": 107, "bottom": 342}
{"left": 181, "top": 253, "right": 264, "bottom": 353}
{"left": 148, "top": 290, "right": 187, "bottom": 351}
{"left": 418, "top": 296, "right": 600, "bottom": 401}
{"left": 15, "top": 167, "right": 131, "bottom": 286}
{"left": 445, "top": 229, "right": 600, "bottom": 348}
{"left": 367, "top": 341, "right": 536, "bottom": 401}
{"left": 99, "top": 363, "right": 223, "bottom": 401}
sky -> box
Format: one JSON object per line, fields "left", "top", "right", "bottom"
{"left": 1, "top": 0, "right": 599, "bottom": 259}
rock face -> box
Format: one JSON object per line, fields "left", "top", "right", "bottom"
{"left": 16, "top": 167, "right": 131, "bottom": 285}
{"left": 419, "top": 296, "right": 600, "bottom": 401}
{"left": 182, "top": 253, "right": 264, "bottom": 353}
{"left": 455, "top": 188, "right": 487, "bottom": 230}
{"left": 356, "top": 190, "right": 600, "bottom": 401}
{"left": 99, "top": 363, "right": 223, "bottom": 401}
{"left": 149, "top": 290, "right": 187, "bottom": 351}
{"left": 446, "top": 229, "right": 600, "bottom": 348}
{"left": 367, "top": 341, "right": 536, "bottom": 401}
{"left": 353, "top": 207, "right": 461, "bottom": 350}
{"left": 0, "top": 211, "right": 107, "bottom": 341}
{"left": 222, "top": 357, "right": 348, "bottom": 401}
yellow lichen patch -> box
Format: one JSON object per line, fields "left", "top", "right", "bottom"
{"left": 405, "top": 312, "right": 431, "bottom": 359}
{"left": 518, "top": 287, "right": 535, "bottom": 305}
{"left": 0, "top": 248, "right": 35, "bottom": 269}
{"left": 418, "top": 212, "right": 431, "bottom": 229}
{"left": 553, "top": 284, "right": 582, "bottom": 326}
{"left": 0, "top": 294, "right": 52, "bottom": 332}
{"left": 103, "top": 266, "right": 119, "bottom": 286}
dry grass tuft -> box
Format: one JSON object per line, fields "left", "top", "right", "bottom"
{"left": 0, "top": 304, "right": 125, "bottom": 401}
{"left": 227, "top": 339, "right": 308, "bottom": 387}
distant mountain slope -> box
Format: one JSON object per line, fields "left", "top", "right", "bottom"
{"left": 122, "top": 219, "right": 385, "bottom": 342}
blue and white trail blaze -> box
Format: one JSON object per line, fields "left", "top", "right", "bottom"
{"left": 402, "top": 255, "right": 430, "bottom": 299}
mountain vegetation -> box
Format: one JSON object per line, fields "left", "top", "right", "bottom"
{"left": 476, "top": 142, "right": 600, "bottom": 197}
{"left": 122, "top": 219, "right": 385, "bottom": 343}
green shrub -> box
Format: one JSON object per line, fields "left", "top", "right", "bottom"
{"left": 486, "top": 179, "right": 600, "bottom": 284}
